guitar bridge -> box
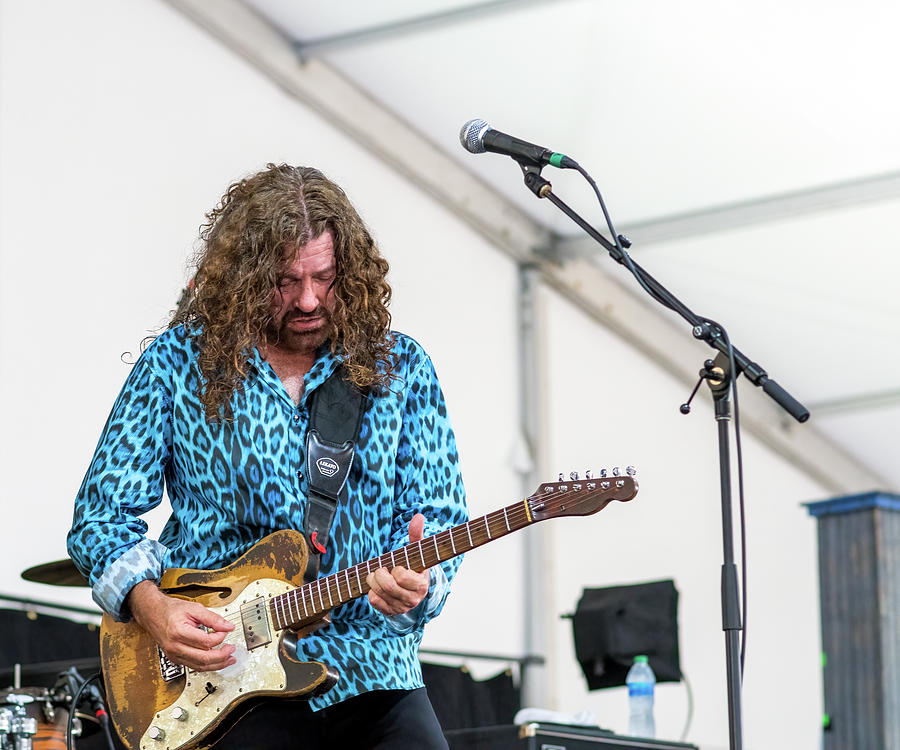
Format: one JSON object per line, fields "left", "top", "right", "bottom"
{"left": 240, "top": 596, "right": 272, "bottom": 650}
{"left": 157, "top": 647, "right": 185, "bottom": 682}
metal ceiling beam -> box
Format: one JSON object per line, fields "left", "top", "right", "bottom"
{"left": 290, "top": 0, "right": 563, "bottom": 56}
{"left": 807, "top": 388, "right": 900, "bottom": 416}
{"left": 558, "top": 170, "right": 900, "bottom": 251}
{"left": 162, "top": 0, "right": 889, "bottom": 494}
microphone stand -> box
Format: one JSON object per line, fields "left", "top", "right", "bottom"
{"left": 517, "top": 163, "right": 809, "bottom": 750}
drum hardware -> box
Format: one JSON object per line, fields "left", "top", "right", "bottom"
{"left": 0, "top": 693, "right": 39, "bottom": 750}
{"left": 0, "top": 679, "right": 88, "bottom": 750}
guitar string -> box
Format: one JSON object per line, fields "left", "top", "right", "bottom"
{"left": 197, "top": 482, "right": 616, "bottom": 630}
{"left": 207, "top": 497, "right": 546, "bottom": 630}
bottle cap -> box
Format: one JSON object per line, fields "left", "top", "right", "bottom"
{"left": 634, "top": 655, "right": 649, "bottom": 664}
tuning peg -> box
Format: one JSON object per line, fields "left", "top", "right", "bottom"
{"left": 558, "top": 473, "right": 565, "bottom": 482}
{"left": 626, "top": 466, "right": 636, "bottom": 476}
{"left": 569, "top": 471, "right": 579, "bottom": 481}
{"left": 585, "top": 469, "right": 593, "bottom": 480}
{"left": 612, "top": 467, "right": 620, "bottom": 477}
{"left": 599, "top": 468, "right": 607, "bottom": 478}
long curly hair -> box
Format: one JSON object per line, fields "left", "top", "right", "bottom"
{"left": 171, "top": 164, "right": 394, "bottom": 420}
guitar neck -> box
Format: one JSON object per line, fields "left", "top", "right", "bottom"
{"left": 269, "top": 498, "right": 535, "bottom": 631}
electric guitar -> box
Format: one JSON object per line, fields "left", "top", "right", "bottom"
{"left": 100, "top": 471, "right": 638, "bottom": 750}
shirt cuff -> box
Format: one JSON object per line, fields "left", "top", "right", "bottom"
{"left": 92, "top": 539, "right": 168, "bottom": 621}
{"left": 384, "top": 565, "right": 450, "bottom": 635}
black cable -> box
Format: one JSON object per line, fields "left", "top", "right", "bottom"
{"left": 66, "top": 670, "right": 116, "bottom": 750}
{"left": 573, "top": 162, "right": 750, "bottom": 676}
{"left": 679, "top": 669, "right": 695, "bottom": 742}
{"left": 574, "top": 164, "right": 679, "bottom": 314}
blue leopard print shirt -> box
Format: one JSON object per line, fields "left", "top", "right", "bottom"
{"left": 68, "top": 325, "right": 468, "bottom": 710}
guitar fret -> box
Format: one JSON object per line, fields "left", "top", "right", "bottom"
{"left": 301, "top": 586, "right": 310, "bottom": 618}
{"left": 270, "top": 599, "right": 279, "bottom": 630}
{"left": 466, "top": 522, "right": 474, "bottom": 549}
{"left": 449, "top": 529, "right": 457, "bottom": 555}
{"left": 503, "top": 507, "right": 510, "bottom": 531}
{"left": 344, "top": 569, "right": 351, "bottom": 600}
{"left": 431, "top": 536, "right": 438, "bottom": 566}
{"left": 326, "top": 578, "right": 334, "bottom": 607}
{"left": 389, "top": 550, "right": 396, "bottom": 568}
{"left": 317, "top": 581, "right": 325, "bottom": 612}
{"left": 485, "top": 516, "right": 492, "bottom": 540}
{"left": 355, "top": 566, "right": 362, "bottom": 594}
{"left": 287, "top": 592, "right": 298, "bottom": 625}
{"left": 404, "top": 546, "right": 410, "bottom": 569}
{"left": 275, "top": 596, "right": 285, "bottom": 630}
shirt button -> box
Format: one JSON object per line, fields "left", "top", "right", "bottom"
{"left": 293, "top": 413, "right": 300, "bottom": 424}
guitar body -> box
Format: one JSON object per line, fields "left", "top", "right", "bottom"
{"left": 100, "top": 530, "right": 337, "bottom": 750}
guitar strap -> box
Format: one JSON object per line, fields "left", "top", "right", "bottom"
{"left": 303, "top": 366, "right": 367, "bottom": 585}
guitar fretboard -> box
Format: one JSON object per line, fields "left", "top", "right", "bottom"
{"left": 268, "top": 498, "right": 536, "bottom": 631}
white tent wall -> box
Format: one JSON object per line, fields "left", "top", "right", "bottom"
{"left": 0, "top": 0, "right": 526, "bottom": 640}
{"left": 0, "top": 2, "right": 834, "bottom": 750}
{"left": 540, "top": 287, "right": 826, "bottom": 749}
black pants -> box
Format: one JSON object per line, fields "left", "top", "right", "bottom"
{"left": 213, "top": 688, "right": 448, "bottom": 750}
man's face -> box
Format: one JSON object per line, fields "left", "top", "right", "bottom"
{"left": 268, "top": 230, "right": 337, "bottom": 354}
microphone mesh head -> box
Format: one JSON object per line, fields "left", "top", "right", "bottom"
{"left": 459, "top": 119, "right": 489, "bottom": 154}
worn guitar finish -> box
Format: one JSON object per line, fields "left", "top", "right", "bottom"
{"left": 101, "top": 473, "right": 638, "bottom": 750}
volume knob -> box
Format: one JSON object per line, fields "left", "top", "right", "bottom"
{"left": 171, "top": 706, "right": 189, "bottom": 721}
{"left": 148, "top": 726, "right": 166, "bottom": 741}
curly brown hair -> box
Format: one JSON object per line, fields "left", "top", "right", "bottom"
{"left": 171, "top": 164, "right": 394, "bottom": 420}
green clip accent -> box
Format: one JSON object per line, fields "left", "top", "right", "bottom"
{"left": 822, "top": 713, "right": 831, "bottom": 728}
{"left": 821, "top": 652, "right": 827, "bottom": 668}
{"left": 549, "top": 153, "right": 566, "bottom": 168}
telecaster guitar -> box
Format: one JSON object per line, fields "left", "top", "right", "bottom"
{"left": 100, "top": 471, "right": 638, "bottom": 750}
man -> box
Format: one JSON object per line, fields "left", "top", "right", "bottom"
{"left": 68, "top": 164, "right": 468, "bottom": 748}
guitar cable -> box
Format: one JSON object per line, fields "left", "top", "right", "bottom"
{"left": 66, "top": 670, "right": 117, "bottom": 750}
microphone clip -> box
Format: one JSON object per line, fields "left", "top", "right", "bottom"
{"left": 520, "top": 163, "right": 552, "bottom": 199}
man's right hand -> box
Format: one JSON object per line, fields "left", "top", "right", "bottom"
{"left": 127, "top": 580, "right": 237, "bottom": 672}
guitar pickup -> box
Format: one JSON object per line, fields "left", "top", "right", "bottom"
{"left": 240, "top": 596, "right": 272, "bottom": 650}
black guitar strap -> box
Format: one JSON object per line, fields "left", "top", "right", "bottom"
{"left": 303, "top": 367, "right": 367, "bottom": 584}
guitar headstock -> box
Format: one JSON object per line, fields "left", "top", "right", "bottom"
{"left": 528, "top": 468, "right": 638, "bottom": 521}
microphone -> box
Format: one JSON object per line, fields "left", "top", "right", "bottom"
{"left": 459, "top": 119, "right": 578, "bottom": 169}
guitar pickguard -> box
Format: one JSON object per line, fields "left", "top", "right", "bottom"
{"left": 138, "top": 579, "right": 292, "bottom": 750}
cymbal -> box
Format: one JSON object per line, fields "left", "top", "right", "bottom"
{"left": 21, "top": 558, "right": 88, "bottom": 587}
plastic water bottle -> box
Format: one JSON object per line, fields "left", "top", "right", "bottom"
{"left": 626, "top": 654, "right": 656, "bottom": 738}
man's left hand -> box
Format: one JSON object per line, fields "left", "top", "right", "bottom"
{"left": 367, "top": 513, "right": 430, "bottom": 616}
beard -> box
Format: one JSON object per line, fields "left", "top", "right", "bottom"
{"left": 267, "top": 306, "right": 332, "bottom": 354}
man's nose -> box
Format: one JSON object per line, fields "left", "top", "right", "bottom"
{"left": 296, "top": 279, "right": 319, "bottom": 312}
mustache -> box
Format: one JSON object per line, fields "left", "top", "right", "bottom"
{"left": 285, "top": 308, "right": 328, "bottom": 321}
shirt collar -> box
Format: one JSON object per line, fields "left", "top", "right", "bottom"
{"left": 247, "top": 342, "right": 343, "bottom": 409}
